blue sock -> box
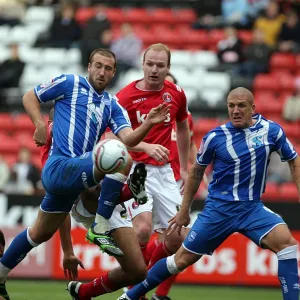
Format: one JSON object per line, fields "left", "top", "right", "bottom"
{"left": 0, "top": 229, "right": 37, "bottom": 269}
{"left": 278, "top": 258, "right": 299, "bottom": 300}
{"left": 127, "top": 258, "right": 173, "bottom": 300}
{"left": 97, "top": 173, "right": 126, "bottom": 219}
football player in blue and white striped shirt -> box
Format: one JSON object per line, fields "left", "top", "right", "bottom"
{"left": 0, "top": 49, "right": 170, "bottom": 298}
{"left": 120, "top": 87, "right": 300, "bottom": 300}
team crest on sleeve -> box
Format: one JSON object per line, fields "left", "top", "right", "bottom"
{"left": 162, "top": 93, "right": 172, "bottom": 103}
{"left": 40, "top": 79, "right": 55, "bottom": 88}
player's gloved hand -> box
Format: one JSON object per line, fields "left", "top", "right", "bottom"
{"left": 145, "top": 144, "right": 169, "bottom": 163}
{"left": 63, "top": 254, "right": 85, "bottom": 280}
{"left": 34, "top": 122, "right": 47, "bottom": 146}
{"left": 167, "top": 208, "right": 190, "bottom": 237}
{"left": 146, "top": 103, "right": 170, "bottom": 125}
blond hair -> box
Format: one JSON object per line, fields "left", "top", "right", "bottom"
{"left": 143, "top": 43, "right": 171, "bottom": 67}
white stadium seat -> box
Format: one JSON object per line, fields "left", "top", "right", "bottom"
{"left": 19, "top": 46, "right": 42, "bottom": 65}
{"left": 0, "top": 46, "right": 10, "bottom": 62}
{"left": 192, "top": 51, "right": 219, "bottom": 69}
{"left": 20, "top": 65, "right": 42, "bottom": 91}
{"left": 200, "top": 89, "right": 225, "bottom": 107}
{"left": 23, "top": 6, "right": 54, "bottom": 26}
{"left": 8, "top": 26, "right": 37, "bottom": 46}
{"left": 203, "top": 72, "right": 230, "bottom": 93}
{"left": 65, "top": 48, "right": 81, "bottom": 65}
{"left": 0, "top": 26, "right": 10, "bottom": 44}
{"left": 118, "top": 69, "right": 144, "bottom": 89}
{"left": 41, "top": 48, "right": 66, "bottom": 66}
{"left": 171, "top": 50, "right": 193, "bottom": 69}
{"left": 183, "top": 88, "right": 198, "bottom": 104}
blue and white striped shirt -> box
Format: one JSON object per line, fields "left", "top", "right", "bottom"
{"left": 34, "top": 74, "right": 131, "bottom": 157}
{"left": 197, "top": 114, "right": 297, "bottom": 201}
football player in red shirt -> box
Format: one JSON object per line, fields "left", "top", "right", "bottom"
{"left": 108, "top": 44, "right": 191, "bottom": 285}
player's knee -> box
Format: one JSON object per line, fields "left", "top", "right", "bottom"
{"left": 135, "top": 223, "right": 152, "bottom": 244}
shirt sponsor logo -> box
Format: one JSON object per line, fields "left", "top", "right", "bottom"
{"left": 133, "top": 98, "right": 147, "bottom": 104}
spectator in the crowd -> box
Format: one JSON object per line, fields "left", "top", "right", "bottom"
{"left": 254, "top": 1, "right": 286, "bottom": 48}
{"left": 0, "top": 0, "right": 25, "bottom": 26}
{"left": 233, "top": 28, "right": 271, "bottom": 78}
{"left": 283, "top": 77, "right": 300, "bottom": 122}
{"left": 80, "top": 3, "right": 112, "bottom": 67}
{"left": 216, "top": 26, "right": 243, "bottom": 71}
{"left": 246, "top": 0, "right": 270, "bottom": 27}
{"left": 110, "top": 23, "right": 142, "bottom": 87}
{"left": 37, "top": 2, "right": 81, "bottom": 48}
{"left": 0, "top": 43, "right": 25, "bottom": 90}
{"left": 278, "top": 10, "right": 300, "bottom": 53}
{"left": 0, "top": 155, "right": 10, "bottom": 192}
{"left": 221, "top": 0, "right": 250, "bottom": 28}
{"left": 267, "top": 153, "right": 292, "bottom": 185}
{"left": 5, "top": 148, "right": 40, "bottom": 195}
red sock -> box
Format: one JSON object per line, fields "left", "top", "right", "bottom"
{"left": 79, "top": 272, "right": 118, "bottom": 299}
{"left": 148, "top": 241, "right": 172, "bottom": 270}
{"left": 156, "top": 274, "right": 178, "bottom": 296}
{"left": 145, "top": 236, "right": 160, "bottom": 265}
{"left": 118, "top": 184, "right": 133, "bottom": 203}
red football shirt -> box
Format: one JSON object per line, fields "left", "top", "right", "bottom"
{"left": 170, "top": 112, "right": 194, "bottom": 181}
{"left": 40, "top": 123, "right": 52, "bottom": 168}
{"left": 115, "top": 80, "right": 188, "bottom": 165}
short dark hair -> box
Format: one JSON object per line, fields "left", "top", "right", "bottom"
{"left": 166, "top": 72, "right": 177, "bottom": 84}
{"left": 88, "top": 48, "right": 117, "bottom": 68}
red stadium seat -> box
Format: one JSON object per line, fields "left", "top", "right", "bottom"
{"left": 150, "top": 9, "right": 176, "bottom": 24}
{"left": 2, "top": 153, "right": 17, "bottom": 167}
{"left": 270, "top": 53, "right": 297, "bottom": 73}
{"left": 262, "top": 183, "right": 279, "bottom": 202}
{"left": 185, "top": 30, "right": 210, "bottom": 49}
{"left": 0, "top": 113, "right": 13, "bottom": 131}
{"left": 279, "top": 75, "right": 296, "bottom": 94}
{"left": 106, "top": 8, "right": 125, "bottom": 23}
{"left": 209, "top": 30, "right": 226, "bottom": 45}
{"left": 173, "top": 9, "right": 197, "bottom": 24}
{"left": 75, "top": 7, "right": 95, "bottom": 25}
{"left": 279, "top": 183, "right": 299, "bottom": 202}
{"left": 194, "top": 118, "right": 220, "bottom": 135}
{"left": 279, "top": 121, "right": 300, "bottom": 139}
{"left": 124, "top": 8, "right": 151, "bottom": 24}
{"left": 0, "top": 135, "right": 19, "bottom": 154}
{"left": 253, "top": 74, "right": 279, "bottom": 93}
{"left": 13, "top": 114, "right": 35, "bottom": 132}
{"left": 32, "top": 154, "right": 42, "bottom": 170}
{"left": 238, "top": 30, "right": 252, "bottom": 45}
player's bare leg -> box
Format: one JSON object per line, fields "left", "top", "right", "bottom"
{"left": 67, "top": 227, "right": 147, "bottom": 300}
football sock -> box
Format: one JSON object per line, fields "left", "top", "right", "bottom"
{"left": 277, "top": 245, "right": 299, "bottom": 300}
{"left": 140, "top": 243, "right": 150, "bottom": 265}
{"left": 0, "top": 229, "right": 38, "bottom": 281}
{"left": 97, "top": 173, "right": 127, "bottom": 219}
{"left": 148, "top": 241, "right": 172, "bottom": 269}
{"left": 79, "top": 272, "right": 118, "bottom": 298}
{"left": 118, "top": 184, "right": 133, "bottom": 204}
{"left": 156, "top": 274, "right": 178, "bottom": 297}
{"left": 127, "top": 256, "right": 179, "bottom": 300}
{"left": 146, "top": 235, "right": 160, "bottom": 264}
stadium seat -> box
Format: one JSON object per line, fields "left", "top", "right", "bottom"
{"left": 8, "top": 26, "right": 38, "bottom": 46}
{"left": 124, "top": 8, "right": 151, "bottom": 24}
{"left": 270, "top": 53, "right": 297, "bottom": 73}
{"left": 203, "top": 72, "right": 230, "bottom": 93}
{"left": 200, "top": 89, "right": 225, "bottom": 107}
{"left": 0, "top": 135, "right": 19, "bottom": 154}
{"left": 0, "top": 114, "right": 13, "bottom": 131}
{"left": 262, "top": 183, "right": 279, "bottom": 202}
{"left": 13, "top": 114, "right": 35, "bottom": 132}
{"left": 105, "top": 8, "right": 125, "bottom": 23}
{"left": 209, "top": 30, "right": 226, "bottom": 45}
{"left": 41, "top": 48, "right": 66, "bottom": 66}
{"left": 185, "top": 30, "right": 210, "bottom": 49}
{"left": 173, "top": 9, "right": 197, "bottom": 24}
{"left": 253, "top": 74, "right": 279, "bottom": 93}
{"left": 150, "top": 8, "right": 176, "bottom": 24}
{"left": 75, "top": 7, "right": 95, "bottom": 25}
{"left": 279, "top": 183, "right": 299, "bottom": 202}
{"left": 23, "top": 6, "right": 54, "bottom": 26}
{"left": 2, "top": 153, "right": 17, "bottom": 167}
{"left": 118, "top": 69, "right": 144, "bottom": 89}
{"left": 64, "top": 48, "right": 81, "bottom": 65}
{"left": 238, "top": 30, "right": 253, "bottom": 44}
{"left": 183, "top": 88, "right": 198, "bottom": 104}
{"left": 170, "top": 50, "right": 193, "bottom": 69}
{"left": 0, "top": 26, "right": 10, "bottom": 45}
{"left": 20, "top": 65, "right": 43, "bottom": 91}
{"left": 19, "top": 46, "right": 42, "bottom": 65}
{"left": 279, "top": 75, "right": 296, "bottom": 94}
{"left": 192, "top": 51, "right": 219, "bottom": 69}
{"left": 194, "top": 118, "right": 220, "bottom": 134}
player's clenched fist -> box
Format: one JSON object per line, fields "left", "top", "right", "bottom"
{"left": 146, "top": 103, "right": 170, "bottom": 125}
{"left": 33, "top": 123, "right": 47, "bottom": 146}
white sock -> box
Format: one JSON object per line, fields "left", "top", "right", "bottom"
{"left": 94, "top": 214, "right": 110, "bottom": 233}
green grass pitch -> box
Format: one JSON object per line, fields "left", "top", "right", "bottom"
{"left": 8, "top": 280, "right": 282, "bottom": 300}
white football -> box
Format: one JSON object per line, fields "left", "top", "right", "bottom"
{"left": 93, "top": 139, "right": 129, "bottom": 173}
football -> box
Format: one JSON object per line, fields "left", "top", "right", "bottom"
{"left": 93, "top": 139, "right": 129, "bottom": 173}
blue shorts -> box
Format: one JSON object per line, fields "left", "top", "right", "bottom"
{"left": 40, "top": 152, "right": 98, "bottom": 213}
{"left": 183, "top": 197, "right": 285, "bottom": 255}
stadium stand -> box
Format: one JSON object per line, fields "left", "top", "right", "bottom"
{"left": 0, "top": 0, "right": 299, "bottom": 200}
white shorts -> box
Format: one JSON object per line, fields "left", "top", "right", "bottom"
{"left": 71, "top": 198, "right": 132, "bottom": 230}
{"left": 125, "top": 163, "right": 182, "bottom": 232}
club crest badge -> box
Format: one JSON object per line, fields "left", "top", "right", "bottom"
{"left": 162, "top": 93, "right": 172, "bottom": 103}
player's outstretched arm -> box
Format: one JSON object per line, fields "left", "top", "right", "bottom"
{"left": 168, "top": 163, "right": 207, "bottom": 236}
{"left": 117, "top": 103, "right": 170, "bottom": 147}
{"left": 288, "top": 156, "right": 300, "bottom": 201}
{"left": 23, "top": 90, "right": 47, "bottom": 146}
